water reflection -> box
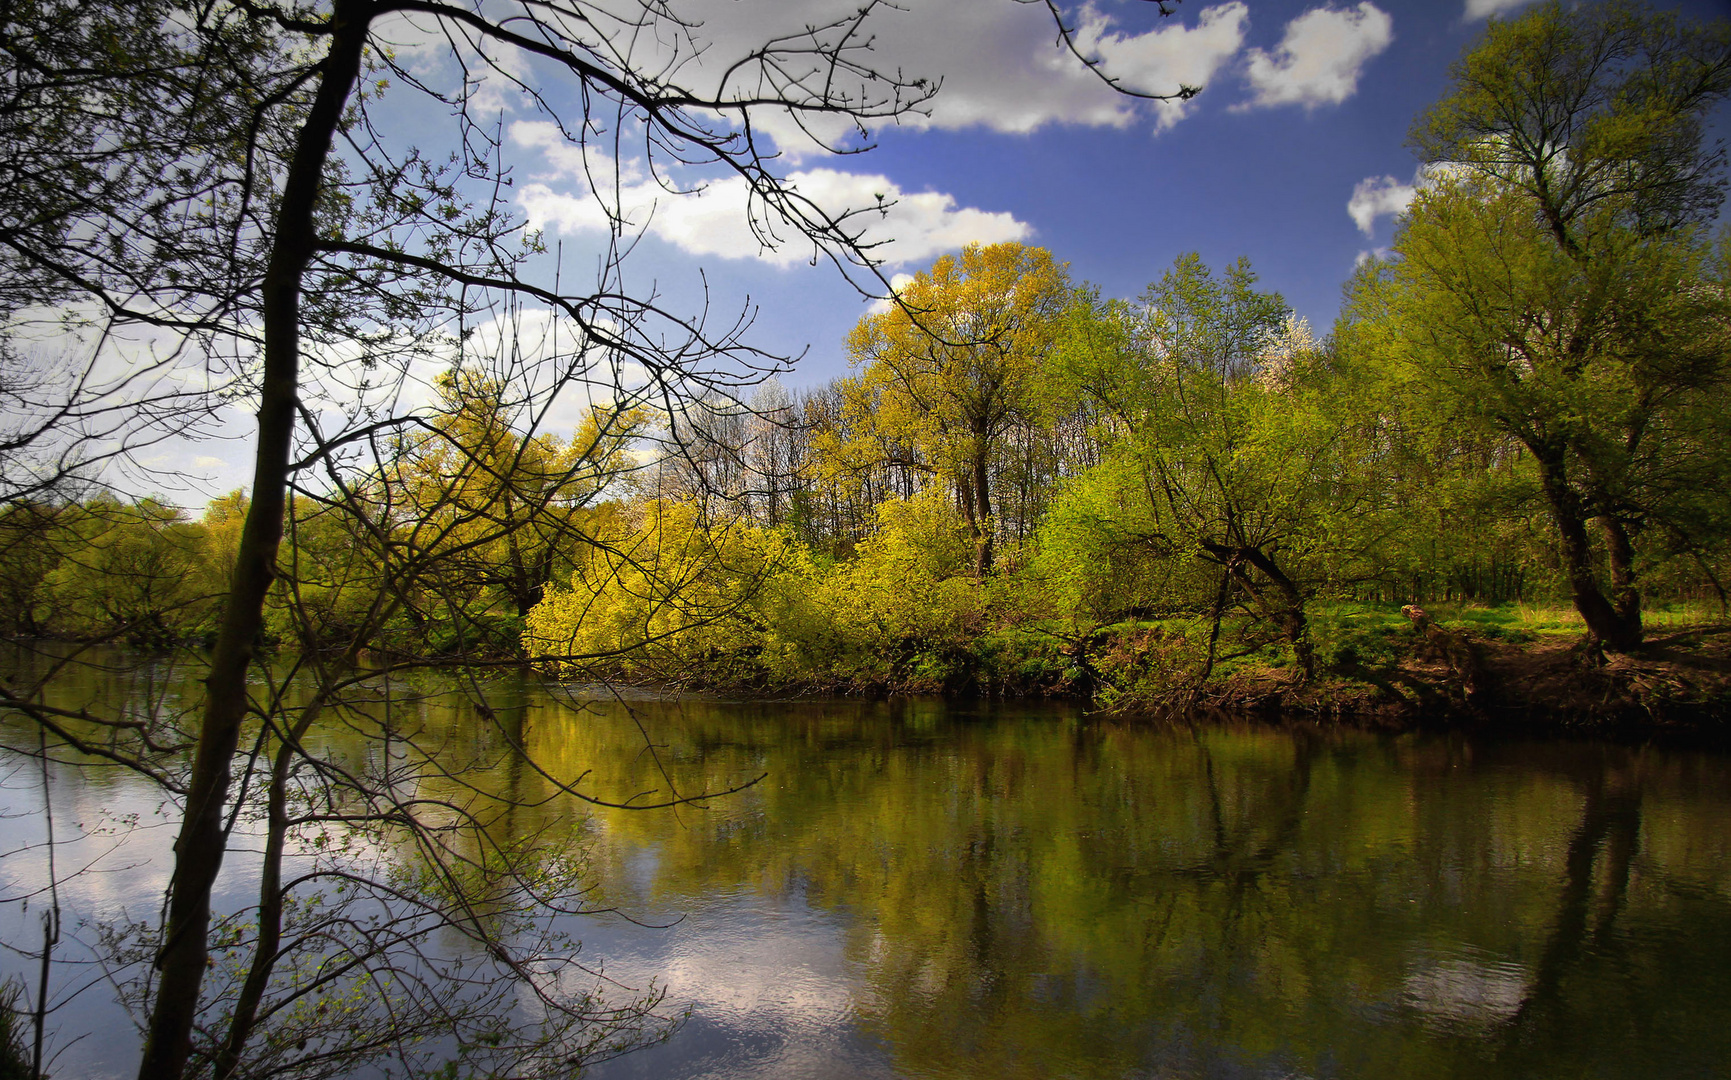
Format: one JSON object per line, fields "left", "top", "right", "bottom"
{"left": 3, "top": 653, "right": 1730, "bottom": 1079}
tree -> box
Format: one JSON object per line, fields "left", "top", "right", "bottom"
{"left": 843, "top": 242, "right": 1074, "bottom": 574}
{"left": 1043, "top": 256, "right": 1365, "bottom": 684}
{"left": 389, "top": 367, "right": 647, "bottom": 622}
{"left": 37, "top": 499, "right": 212, "bottom": 644}
{"left": 0, "top": 1, "right": 294, "bottom": 500}
{"left": 1349, "top": 0, "right": 1731, "bottom": 651}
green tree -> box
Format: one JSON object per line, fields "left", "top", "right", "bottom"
{"left": 0, "top": 500, "right": 68, "bottom": 637}
{"left": 0, "top": 2, "right": 931, "bottom": 1076}
{"left": 1349, "top": 0, "right": 1731, "bottom": 650}
{"left": 1044, "top": 256, "right": 1362, "bottom": 684}
{"left": 39, "top": 499, "right": 211, "bottom": 644}
{"left": 390, "top": 368, "right": 646, "bottom": 624}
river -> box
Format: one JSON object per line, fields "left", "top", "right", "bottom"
{"left": 2, "top": 648, "right": 1729, "bottom": 1079}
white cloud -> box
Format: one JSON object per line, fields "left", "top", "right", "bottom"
{"left": 1464, "top": 0, "right": 1536, "bottom": 19}
{"left": 1076, "top": 3, "right": 1251, "bottom": 133}
{"left": 1242, "top": 3, "right": 1393, "bottom": 110}
{"left": 513, "top": 121, "right": 1029, "bottom": 268}
{"left": 552, "top": 0, "right": 1252, "bottom": 158}
{"left": 867, "top": 272, "right": 919, "bottom": 313}
{"left": 1347, "top": 173, "right": 1417, "bottom": 234}
{"left": 371, "top": 8, "right": 534, "bottom": 118}
{"left": 1355, "top": 247, "right": 1393, "bottom": 267}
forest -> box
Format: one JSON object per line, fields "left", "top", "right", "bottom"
{"left": 2, "top": 2, "right": 1731, "bottom": 1080}
{"left": 7, "top": 207, "right": 1730, "bottom": 713}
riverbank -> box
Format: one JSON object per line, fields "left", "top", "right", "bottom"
{"left": 14, "top": 615, "right": 1729, "bottom": 741}
{"left": 544, "top": 619, "right": 1731, "bottom": 742}
{"left": 1208, "top": 624, "right": 1731, "bottom": 739}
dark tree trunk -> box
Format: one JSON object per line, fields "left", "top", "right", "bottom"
{"left": 1532, "top": 449, "right": 1642, "bottom": 650}
{"left": 971, "top": 450, "right": 992, "bottom": 575}
{"left": 1200, "top": 539, "right": 1314, "bottom": 682}
{"left": 1603, "top": 516, "right": 1642, "bottom": 628}
{"left": 211, "top": 696, "right": 324, "bottom": 1080}
{"left": 1236, "top": 546, "right": 1313, "bottom": 681}
{"left": 136, "top": 7, "right": 372, "bottom": 1078}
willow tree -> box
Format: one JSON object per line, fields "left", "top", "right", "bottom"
{"left": 843, "top": 242, "right": 1073, "bottom": 574}
{"left": 1348, "top": 0, "right": 1731, "bottom": 651}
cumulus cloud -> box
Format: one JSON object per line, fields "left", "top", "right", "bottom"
{"left": 867, "top": 272, "right": 919, "bottom": 313}
{"left": 530, "top": 0, "right": 1253, "bottom": 157}
{"left": 513, "top": 121, "right": 1028, "bottom": 268}
{"left": 1076, "top": 2, "right": 1251, "bottom": 132}
{"left": 1464, "top": 0, "right": 1536, "bottom": 19}
{"left": 1241, "top": 3, "right": 1393, "bottom": 110}
{"left": 1347, "top": 173, "right": 1418, "bottom": 235}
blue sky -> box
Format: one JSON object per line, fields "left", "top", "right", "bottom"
{"left": 495, "top": 0, "right": 1731, "bottom": 387}
{"left": 100, "top": 0, "right": 1729, "bottom": 499}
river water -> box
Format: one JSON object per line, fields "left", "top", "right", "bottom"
{"left": 2, "top": 649, "right": 1729, "bottom": 1079}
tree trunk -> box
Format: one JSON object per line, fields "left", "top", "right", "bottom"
{"left": 136, "top": 8, "right": 371, "bottom": 1078}
{"left": 1532, "top": 451, "right": 1642, "bottom": 650}
{"left": 1603, "top": 516, "right": 1643, "bottom": 630}
{"left": 971, "top": 451, "right": 993, "bottom": 575}
{"left": 1236, "top": 546, "right": 1313, "bottom": 681}
{"left": 211, "top": 696, "right": 324, "bottom": 1080}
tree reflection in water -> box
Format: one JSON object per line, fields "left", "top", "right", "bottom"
{"left": 4, "top": 657, "right": 1730, "bottom": 1079}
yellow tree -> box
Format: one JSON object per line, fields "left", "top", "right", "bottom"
{"left": 389, "top": 369, "right": 648, "bottom": 624}
{"left": 844, "top": 242, "right": 1073, "bottom": 573}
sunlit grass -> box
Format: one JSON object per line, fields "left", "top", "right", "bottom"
{"left": 1337, "top": 598, "right": 1728, "bottom": 641}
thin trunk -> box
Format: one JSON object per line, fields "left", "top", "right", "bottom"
{"left": 215, "top": 569, "right": 399, "bottom": 1076}
{"left": 956, "top": 472, "right": 980, "bottom": 562}
{"left": 971, "top": 451, "right": 992, "bottom": 575}
{"left": 32, "top": 726, "right": 58, "bottom": 1080}
{"left": 1237, "top": 546, "right": 1312, "bottom": 681}
{"left": 136, "top": 8, "right": 371, "bottom": 1079}
{"left": 211, "top": 700, "right": 323, "bottom": 1080}
{"left": 1190, "top": 561, "right": 1235, "bottom": 706}
{"left": 1693, "top": 553, "right": 1728, "bottom": 616}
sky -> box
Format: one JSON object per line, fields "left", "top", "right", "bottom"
{"left": 483, "top": 0, "right": 1730, "bottom": 387}
{"left": 74, "top": 0, "right": 1731, "bottom": 501}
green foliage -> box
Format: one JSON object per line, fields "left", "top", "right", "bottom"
{"left": 1348, "top": 0, "right": 1731, "bottom": 649}
{"left": 794, "top": 489, "right": 985, "bottom": 689}
{"left": 0, "top": 501, "right": 67, "bottom": 637}
{"left": 33, "top": 498, "right": 217, "bottom": 644}
{"left": 1036, "top": 254, "right": 1373, "bottom": 683}
{"left": 0, "top": 981, "right": 29, "bottom": 1080}
{"left": 839, "top": 242, "right": 1075, "bottom": 571}
{"left": 523, "top": 499, "right": 804, "bottom": 682}
{"left": 1308, "top": 604, "right": 1420, "bottom": 670}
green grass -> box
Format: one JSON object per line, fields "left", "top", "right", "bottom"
{"left": 1319, "top": 599, "right": 1727, "bottom": 649}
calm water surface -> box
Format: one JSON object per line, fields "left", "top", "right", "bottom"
{"left": 2, "top": 650, "right": 1729, "bottom": 1079}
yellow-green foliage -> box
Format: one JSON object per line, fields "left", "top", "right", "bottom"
{"left": 523, "top": 500, "right": 804, "bottom": 680}
{"left": 790, "top": 489, "right": 983, "bottom": 687}
{"left": 38, "top": 498, "right": 215, "bottom": 642}
{"left": 523, "top": 489, "right": 992, "bottom": 691}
